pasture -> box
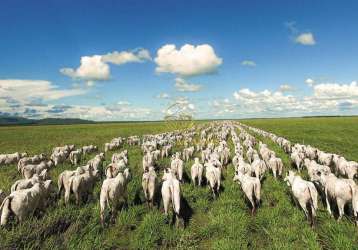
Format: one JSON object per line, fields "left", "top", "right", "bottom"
{"left": 0, "top": 118, "right": 357, "bottom": 249}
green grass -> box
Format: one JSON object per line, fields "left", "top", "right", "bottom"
{"left": 0, "top": 118, "right": 357, "bottom": 249}
{"left": 241, "top": 117, "right": 358, "bottom": 161}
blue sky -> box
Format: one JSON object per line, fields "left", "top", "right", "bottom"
{"left": 1, "top": 0, "right": 358, "bottom": 120}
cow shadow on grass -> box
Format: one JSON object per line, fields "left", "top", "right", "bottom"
{"left": 133, "top": 188, "right": 143, "bottom": 205}
{"left": 179, "top": 196, "right": 193, "bottom": 227}
{"left": 153, "top": 182, "right": 193, "bottom": 228}
{"left": 181, "top": 171, "right": 191, "bottom": 183}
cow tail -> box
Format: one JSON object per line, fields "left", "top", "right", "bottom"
{"left": 21, "top": 167, "right": 25, "bottom": 178}
{"left": 307, "top": 185, "right": 317, "bottom": 215}
{"left": 0, "top": 196, "right": 13, "bottom": 225}
{"left": 348, "top": 183, "right": 357, "bottom": 216}
{"left": 11, "top": 182, "right": 18, "bottom": 193}
{"left": 106, "top": 189, "right": 111, "bottom": 210}
{"left": 253, "top": 182, "right": 260, "bottom": 207}
{"left": 169, "top": 184, "right": 178, "bottom": 215}
{"left": 69, "top": 177, "right": 75, "bottom": 193}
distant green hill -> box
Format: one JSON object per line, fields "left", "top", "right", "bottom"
{"left": 0, "top": 116, "right": 94, "bottom": 126}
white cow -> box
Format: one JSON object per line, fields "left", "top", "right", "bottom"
{"left": 105, "top": 160, "right": 127, "bottom": 179}
{"left": 69, "top": 149, "right": 82, "bottom": 165}
{"left": 142, "top": 166, "right": 157, "bottom": 208}
{"left": 251, "top": 154, "right": 267, "bottom": 180}
{"left": 319, "top": 173, "right": 357, "bottom": 222}
{"left": 233, "top": 171, "right": 261, "bottom": 215}
{"left": 82, "top": 145, "right": 98, "bottom": 155}
{"left": 143, "top": 152, "right": 154, "bottom": 171}
{"left": 0, "top": 152, "right": 27, "bottom": 166}
{"left": 191, "top": 158, "right": 204, "bottom": 186}
{"left": 161, "top": 169, "right": 181, "bottom": 226}
{"left": 284, "top": 171, "right": 318, "bottom": 227}
{"left": 17, "top": 154, "right": 46, "bottom": 172}
{"left": 205, "top": 162, "right": 221, "bottom": 198}
{"left": 267, "top": 156, "right": 283, "bottom": 179}
{"left": 170, "top": 153, "right": 184, "bottom": 182}
{"left": 87, "top": 153, "right": 105, "bottom": 172}
{"left": 21, "top": 160, "right": 53, "bottom": 179}
{"left": 11, "top": 174, "right": 45, "bottom": 192}
{"left": 100, "top": 168, "right": 131, "bottom": 226}
{"left": 65, "top": 166, "right": 98, "bottom": 205}
{"left": 57, "top": 167, "right": 85, "bottom": 197}
{"left": 0, "top": 180, "right": 53, "bottom": 225}
{"left": 291, "top": 151, "right": 305, "bottom": 172}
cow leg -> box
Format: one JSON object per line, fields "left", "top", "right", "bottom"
{"left": 337, "top": 198, "right": 345, "bottom": 221}
{"left": 272, "top": 168, "right": 277, "bottom": 179}
{"left": 248, "top": 196, "right": 256, "bottom": 215}
{"left": 310, "top": 204, "right": 316, "bottom": 228}
{"left": 298, "top": 199, "right": 309, "bottom": 219}
{"left": 100, "top": 208, "right": 105, "bottom": 227}
{"left": 64, "top": 189, "right": 70, "bottom": 205}
{"left": 111, "top": 203, "right": 117, "bottom": 224}
{"left": 175, "top": 213, "right": 180, "bottom": 228}
{"left": 325, "top": 190, "right": 333, "bottom": 216}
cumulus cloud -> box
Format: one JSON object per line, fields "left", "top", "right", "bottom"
{"left": 233, "top": 89, "right": 298, "bottom": 112}
{"left": 102, "top": 49, "right": 151, "bottom": 65}
{"left": 210, "top": 98, "right": 237, "bottom": 116}
{"left": 60, "top": 48, "right": 151, "bottom": 84}
{"left": 313, "top": 81, "right": 358, "bottom": 99}
{"left": 305, "top": 78, "right": 315, "bottom": 86}
{"left": 295, "top": 32, "right": 316, "bottom": 46}
{"left": 285, "top": 22, "right": 316, "bottom": 46}
{"left": 60, "top": 55, "right": 110, "bottom": 83}
{"left": 241, "top": 60, "right": 256, "bottom": 67}
{"left": 174, "top": 78, "right": 203, "bottom": 92}
{"left": 154, "top": 44, "right": 222, "bottom": 77}
{"left": 229, "top": 80, "right": 358, "bottom": 117}
{"left": 278, "top": 84, "right": 295, "bottom": 92}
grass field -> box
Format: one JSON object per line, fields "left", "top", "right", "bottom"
{"left": 241, "top": 117, "right": 358, "bottom": 161}
{"left": 0, "top": 118, "right": 357, "bottom": 249}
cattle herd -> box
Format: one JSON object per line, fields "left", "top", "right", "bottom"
{"left": 0, "top": 121, "right": 357, "bottom": 230}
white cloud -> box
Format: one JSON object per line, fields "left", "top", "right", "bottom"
{"left": 295, "top": 32, "right": 316, "bottom": 45}
{"left": 233, "top": 88, "right": 301, "bottom": 114}
{"left": 164, "top": 96, "right": 196, "bottom": 118}
{"left": 60, "top": 55, "right": 110, "bottom": 81}
{"left": 278, "top": 84, "right": 295, "bottom": 92}
{"left": 117, "top": 100, "right": 131, "bottom": 106}
{"left": 156, "top": 93, "right": 170, "bottom": 99}
{"left": 154, "top": 44, "right": 222, "bottom": 77}
{"left": 0, "top": 99, "right": 155, "bottom": 121}
{"left": 102, "top": 49, "right": 151, "bottom": 65}
{"left": 229, "top": 80, "right": 358, "bottom": 118}
{"left": 210, "top": 98, "right": 237, "bottom": 115}
{"left": 174, "top": 78, "right": 203, "bottom": 92}
{"left": 60, "top": 48, "right": 151, "bottom": 84}
{"left": 313, "top": 81, "right": 358, "bottom": 99}
{"left": 0, "top": 79, "right": 86, "bottom": 104}
{"left": 305, "top": 78, "right": 315, "bottom": 86}
{"left": 241, "top": 60, "right": 256, "bottom": 67}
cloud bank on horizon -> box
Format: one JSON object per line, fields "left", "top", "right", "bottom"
{"left": 0, "top": 1, "right": 357, "bottom": 121}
